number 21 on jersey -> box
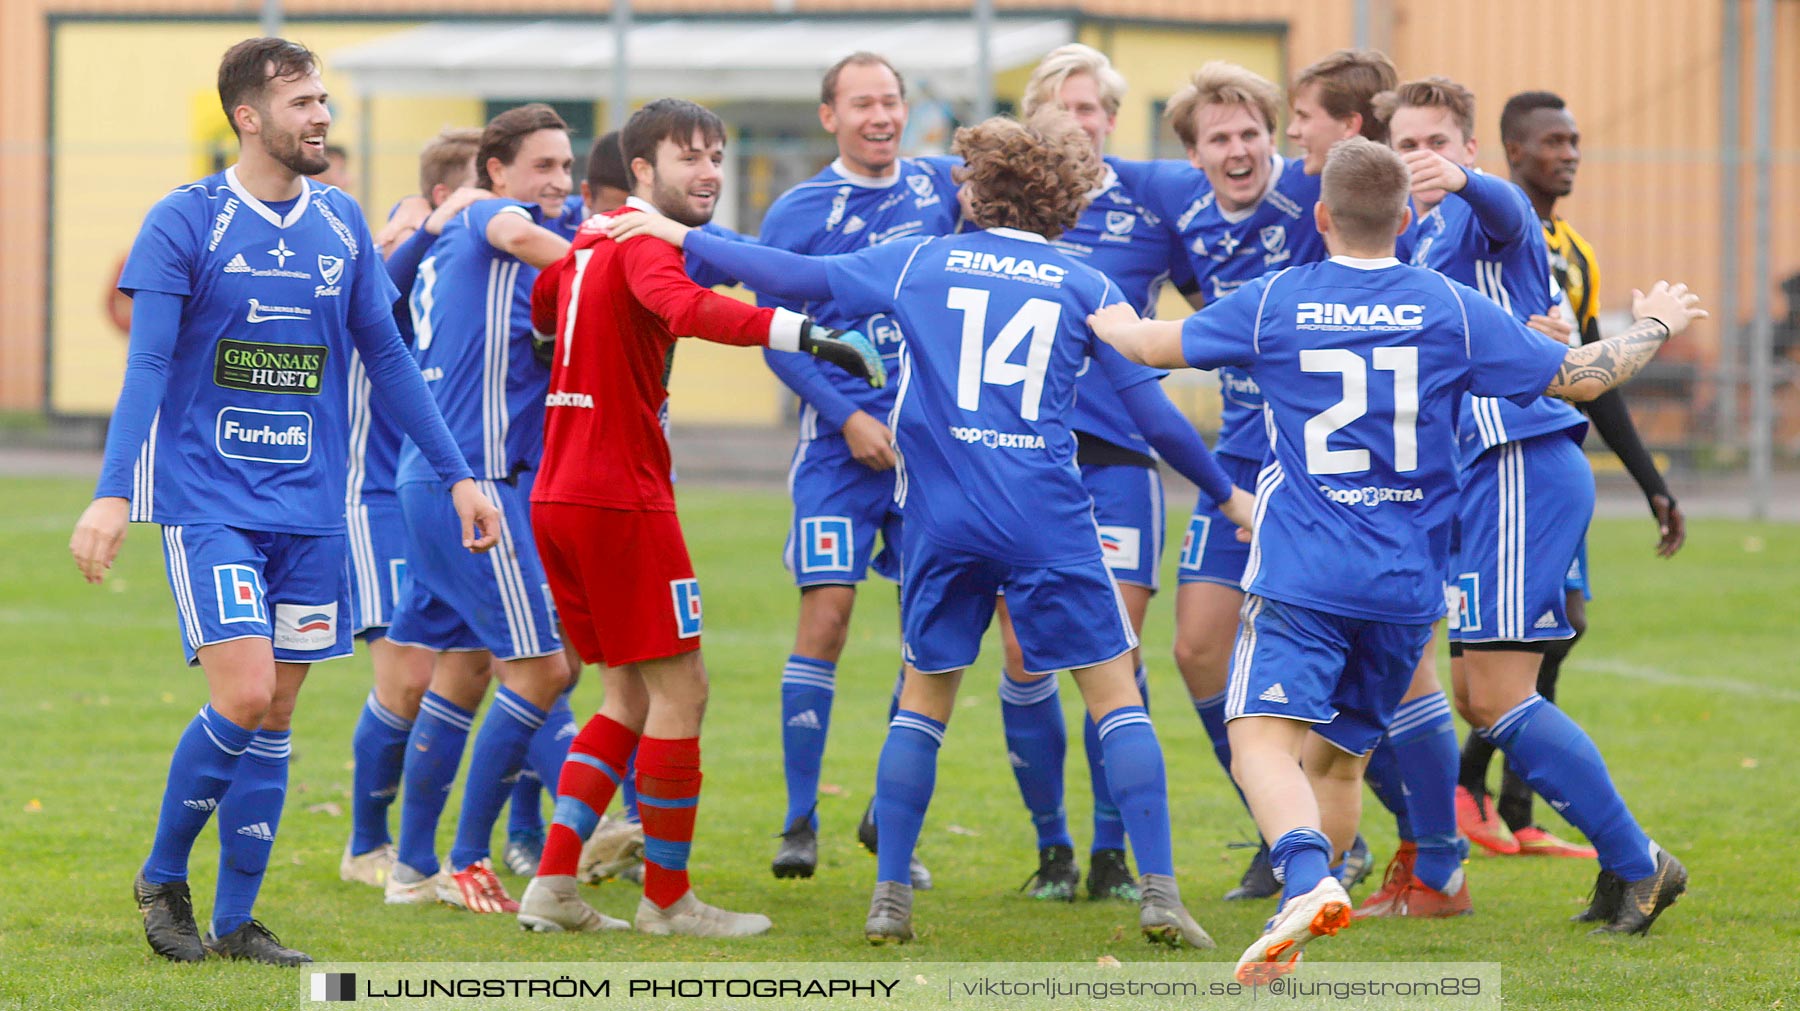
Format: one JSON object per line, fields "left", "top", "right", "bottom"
{"left": 1300, "top": 347, "right": 1418, "bottom": 475}
{"left": 946, "top": 286, "right": 1061, "bottom": 421}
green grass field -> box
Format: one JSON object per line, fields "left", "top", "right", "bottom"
{"left": 1, "top": 477, "right": 1794, "bottom": 1009}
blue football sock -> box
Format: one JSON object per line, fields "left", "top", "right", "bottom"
{"left": 449, "top": 686, "right": 547, "bottom": 871}
{"left": 144, "top": 705, "right": 255, "bottom": 884}
{"left": 1081, "top": 663, "right": 1147, "bottom": 851}
{"left": 1388, "top": 692, "right": 1461, "bottom": 891}
{"left": 867, "top": 666, "right": 906, "bottom": 824}
{"left": 350, "top": 692, "right": 412, "bottom": 855}
{"left": 780, "top": 655, "right": 836, "bottom": 831}
{"left": 999, "top": 672, "right": 1072, "bottom": 850}
{"left": 396, "top": 691, "right": 474, "bottom": 876}
{"left": 1480, "top": 694, "right": 1656, "bottom": 881}
{"left": 874, "top": 711, "right": 944, "bottom": 885}
{"left": 1093, "top": 706, "right": 1173, "bottom": 877}
{"left": 1082, "top": 709, "right": 1125, "bottom": 852}
{"left": 619, "top": 750, "right": 640, "bottom": 824}
{"left": 1270, "top": 827, "right": 1334, "bottom": 904}
{"left": 505, "top": 771, "right": 544, "bottom": 840}
{"left": 1192, "top": 690, "right": 1253, "bottom": 812}
{"left": 212, "top": 730, "right": 289, "bottom": 937}
{"left": 522, "top": 687, "right": 576, "bottom": 798}
{"left": 1362, "top": 735, "right": 1413, "bottom": 842}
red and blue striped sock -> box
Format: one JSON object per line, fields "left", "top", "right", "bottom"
{"left": 636, "top": 736, "right": 702, "bottom": 908}
{"left": 539, "top": 714, "right": 636, "bottom": 878}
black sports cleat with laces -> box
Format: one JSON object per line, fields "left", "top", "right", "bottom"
{"left": 203, "top": 919, "right": 312, "bottom": 966}
{"left": 856, "top": 799, "right": 879, "bottom": 853}
{"left": 1592, "top": 849, "right": 1686, "bottom": 936}
{"left": 134, "top": 871, "right": 205, "bottom": 963}
{"left": 1021, "top": 844, "right": 1079, "bottom": 901}
{"left": 1086, "top": 847, "right": 1140, "bottom": 902}
{"left": 1224, "top": 843, "right": 1281, "bottom": 901}
{"left": 1572, "top": 868, "right": 1626, "bottom": 923}
{"left": 857, "top": 798, "right": 934, "bottom": 889}
{"left": 772, "top": 812, "right": 818, "bottom": 879}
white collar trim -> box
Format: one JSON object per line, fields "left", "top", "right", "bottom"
{"left": 1086, "top": 165, "right": 1120, "bottom": 200}
{"left": 987, "top": 226, "right": 1048, "bottom": 244}
{"left": 829, "top": 158, "right": 903, "bottom": 189}
{"left": 226, "top": 165, "right": 311, "bottom": 228}
{"left": 1330, "top": 254, "right": 1400, "bottom": 270}
{"left": 624, "top": 195, "right": 660, "bottom": 215}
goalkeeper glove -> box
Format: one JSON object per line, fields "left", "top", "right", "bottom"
{"left": 797, "top": 320, "right": 886, "bottom": 388}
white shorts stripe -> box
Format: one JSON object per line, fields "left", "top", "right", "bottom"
{"left": 482, "top": 480, "right": 543, "bottom": 656}
{"left": 1225, "top": 595, "right": 1265, "bottom": 719}
{"left": 163, "top": 526, "right": 203, "bottom": 651}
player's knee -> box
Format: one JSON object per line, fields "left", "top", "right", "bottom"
{"left": 1172, "top": 631, "right": 1229, "bottom": 686}
{"left": 1463, "top": 695, "right": 1516, "bottom": 731}
{"left": 795, "top": 587, "right": 855, "bottom": 659}
{"left": 211, "top": 682, "right": 275, "bottom": 730}
{"left": 1451, "top": 691, "right": 1479, "bottom": 728}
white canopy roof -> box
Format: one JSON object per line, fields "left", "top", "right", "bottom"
{"left": 331, "top": 17, "right": 1074, "bottom": 101}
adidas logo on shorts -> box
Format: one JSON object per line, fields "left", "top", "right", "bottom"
{"left": 1258, "top": 683, "right": 1290, "bottom": 705}
{"left": 1534, "top": 611, "right": 1559, "bottom": 629}
{"left": 182, "top": 798, "right": 218, "bottom": 812}
{"left": 786, "top": 709, "right": 822, "bottom": 731}
{"left": 236, "top": 821, "right": 275, "bottom": 842}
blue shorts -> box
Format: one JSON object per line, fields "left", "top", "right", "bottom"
{"left": 1082, "top": 462, "right": 1165, "bottom": 591}
{"left": 783, "top": 434, "right": 902, "bottom": 587}
{"left": 159, "top": 524, "right": 352, "bottom": 666}
{"left": 1449, "top": 434, "right": 1592, "bottom": 645}
{"left": 900, "top": 526, "right": 1137, "bottom": 677}
{"left": 1176, "top": 453, "right": 1261, "bottom": 587}
{"left": 1565, "top": 538, "right": 1592, "bottom": 600}
{"left": 388, "top": 478, "right": 561, "bottom": 660}
{"left": 1225, "top": 594, "right": 1433, "bottom": 756}
{"left": 346, "top": 494, "right": 409, "bottom": 638}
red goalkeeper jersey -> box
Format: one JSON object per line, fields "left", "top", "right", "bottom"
{"left": 530, "top": 204, "right": 776, "bottom": 511}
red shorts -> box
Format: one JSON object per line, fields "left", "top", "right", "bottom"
{"left": 532, "top": 502, "right": 701, "bottom": 667}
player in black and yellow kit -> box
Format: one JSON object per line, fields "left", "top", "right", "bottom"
{"left": 1455, "top": 91, "right": 1688, "bottom": 861}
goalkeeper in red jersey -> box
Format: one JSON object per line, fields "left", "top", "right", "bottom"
{"left": 514, "top": 99, "right": 880, "bottom": 937}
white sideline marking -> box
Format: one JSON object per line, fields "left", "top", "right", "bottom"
{"left": 1578, "top": 658, "right": 1800, "bottom": 704}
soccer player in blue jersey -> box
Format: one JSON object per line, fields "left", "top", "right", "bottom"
{"left": 994, "top": 44, "right": 1222, "bottom": 904}
{"left": 1093, "top": 138, "right": 1702, "bottom": 979}
{"left": 1112, "top": 57, "right": 1388, "bottom": 900}
{"left": 1452, "top": 90, "right": 1686, "bottom": 861}
{"left": 381, "top": 103, "right": 581, "bottom": 915}
{"left": 69, "top": 37, "right": 499, "bottom": 965}
{"left": 1352, "top": 76, "right": 1571, "bottom": 919}
{"left": 756, "top": 52, "right": 961, "bottom": 886}
{"left": 605, "top": 113, "right": 1239, "bottom": 948}
{"left": 340, "top": 128, "right": 518, "bottom": 888}
{"left": 1375, "top": 78, "right": 1690, "bottom": 933}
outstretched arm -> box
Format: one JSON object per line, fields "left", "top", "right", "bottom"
{"left": 1545, "top": 282, "right": 1705, "bottom": 402}
{"left": 619, "top": 239, "right": 883, "bottom": 385}
{"left": 1088, "top": 302, "right": 1189, "bottom": 369}
{"left": 601, "top": 212, "right": 835, "bottom": 302}
{"left": 1574, "top": 316, "right": 1683, "bottom": 554}
{"left": 1113, "top": 377, "right": 1235, "bottom": 506}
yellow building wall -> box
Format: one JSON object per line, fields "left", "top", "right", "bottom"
{"left": 49, "top": 19, "right": 479, "bottom": 415}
